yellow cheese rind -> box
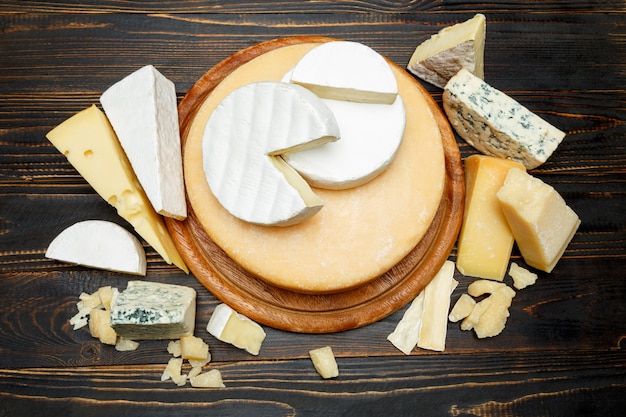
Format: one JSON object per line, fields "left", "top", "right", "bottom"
{"left": 496, "top": 168, "right": 581, "bottom": 273}
{"left": 46, "top": 105, "right": 188, "bottom": 273}
{"left": 184, "top": 43, "right": 445, "bottom": 293}
{"left": 456, "top": 155, "right": 525, "bottom": 281}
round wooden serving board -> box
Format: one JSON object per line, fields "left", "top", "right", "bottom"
{"left": 166, "top": 36, "right": 464, "bottom": 334}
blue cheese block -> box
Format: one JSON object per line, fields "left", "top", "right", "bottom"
{"left": 110, "top": 281, "right": 196, "bottom": 340}
{"left": 443, "top": 69, "right": 565, "bottom": 169}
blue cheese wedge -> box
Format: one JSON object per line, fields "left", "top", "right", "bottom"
{"left": 110, "top": 281, "right": 196, "bottom": 340}
{"left": 443, "top": 69, "right": 565, "bottom": 169}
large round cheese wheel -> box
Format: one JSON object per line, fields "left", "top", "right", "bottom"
{"left": 184, "top": 42, "right": 445, "bottom": 293}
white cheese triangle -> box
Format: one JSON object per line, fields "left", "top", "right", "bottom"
{"left": 290, "top": 41, "right": 398, "bottom": 104}
{"left": 202, "top": 81, "right": 340, "bottom": 226}
{"left": 408, "top": 14, "right": 486, "bottom": 88}
{"left": 46, "top": 220, "right": 147, "bottom": 275}
{"left": 100, "top": 65, "right": 187, "bottom": 220}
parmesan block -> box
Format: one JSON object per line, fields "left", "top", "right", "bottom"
{"left": 100, "top": 65, "right": 186, "bottom": 220}
{"left": 456, "top": 155, "right": 525, "bottom": 281}
{"left": 110, "top": 281, "right": 196, "bottom": 340}
{"left": 408, "top": 14, "right": 486, "bottom": 88}
{"left": 46, "top": 105, "right": 188, "bottom": 272}
{"left": 206, "top": 303, "right": 266, "bottom": 355}
{"left": 45, "top": 220, "right": 146, "bottom": 276}
{"left": 309, "top": 346, "right": 339, "bottom": 379}
{"left": 202, "top": 81, "right": 340, "bottom": 226}
{"left": 496, "top": 168, "right": 581, "bottom": 272}
{"left": 443, "top": 69, "right": 565, "bottom": 169}
{"left": 290, "top": 41, "right": 398, "bottom": 104}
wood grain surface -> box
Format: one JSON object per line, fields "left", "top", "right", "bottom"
{"left": 1, "top": 2, "right": 625, "bottom": 416}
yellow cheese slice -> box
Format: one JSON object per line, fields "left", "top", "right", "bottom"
{"left": 46, "top": 105, "right": 188, "bottom": 272}
{"left": 184, "top": 43, "right": 445, "bottom": 293}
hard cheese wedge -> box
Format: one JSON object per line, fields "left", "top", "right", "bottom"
{"left": 46, "top": 220, "right": 146, "bottom": 275}
{"left": 408, "top": 14, "right": 486, "bottom": 88}
{"left": 290, "top": 41, "right": 398, "bottom": 104}
{"left": 100, "top": 65, "right": 187, "bottom": 220}
{"left": 206, "top": 303, "right": 266, "bottom": 355}
{"left": 110, "top": 281, "right": 196, "bottom": 340}
{"left": 443, "top": 69, "right": 565, "bottom": 169}
{"left": 456, "top": 155, "right": 525, "bottom": 281}
{"left": 46, "top": 105, "right": 188, "bottom": 272}
{"left": 496, "top": 168, "right": 581, "bottom": 272}
{"left": 202, "top": 81, "right": 340, "bottom": 226}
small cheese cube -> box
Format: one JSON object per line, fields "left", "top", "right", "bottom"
{"left": 309, "top": 346, "right": 339, "bottom": 379}
{"left": 509, "top": 262, "right": 538, "bottom": 290}
{"left": 179, "top": 335, "right": 210, "bottom": 361}
{"left": 206, "top": 303, "right": 266, "bottom": 355}
{"left": 110, "top": 281, "right": 196, "bottom": 340}
{"left": 496, "top": 168, "right": 581, "bottom": 272}
{"left": 456, "top": 155, "right": 525, "bottom": 281}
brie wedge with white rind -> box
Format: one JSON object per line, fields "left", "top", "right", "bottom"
{"left": 202, "top": 81, "right": 340, "bottom": 226}
{"left": 206, "top": 303, "right": 266, "bottom": 355}
{"left": 46, "top": 220, "right": 146, "bottom": 275}
{"left": 290, "top": 41, "right": 398, "bottom": 104}
{"left": 100, "top": 65, "right": 187, "bottom": 220}
{"left": 408, "top": 14, "right": 486, "bottom": 88}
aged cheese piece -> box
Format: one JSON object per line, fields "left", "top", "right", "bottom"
{"left": 443, "top": 69, "right": 565, "bottom": 169}
{"left": 100, "top": 65, "right": 186, "bottom": 220}
{"left": 496, "top": 168, "right": 581, "bottom": 272}
{"left": 206, "top": 303, "right": 266, "bottom": 355}
{"left": 448, "top": 293, "right": 476, "bottom": 323}
{"left": 89, "top": 308, "right": 118, "bottom": 345}
{"left": 456, "top": 155, "right": 525, "bottom": 281}
{"left": 202, "top": 81, "right": 340, "bottom": 226}
{"left": 184, "top": 43, "right": 445, "bottom": 293}
{"left": 417, "top": 260, "right": 456, "bottom": 352}
{"left": 290, "top": 41, "right": 398, "bottom": 104}
{"left": 190, "top": 369, "right": 225, "bottom": 388}
{"left": 408, "top": 14, "right": 486, "bottom": 88}
{"left": 179, "top": 335, "right": 210, "bottom": 361}
{"left": 473, "top": 286, "right": 516, "bottom": 339}
{"left": 509, "top": 262, "right": 538, "bottom": 290}
{"left": 309, "top": 346, "right": 339, "bottom": 379}
{"left": 45, "top": 220, "right": 147, "bottom": 276}
{"left": 110, "top": 281, "right": 196, "bottom": 340}
{"left": 46, "top": 105, "right": 188, "bottom": 272}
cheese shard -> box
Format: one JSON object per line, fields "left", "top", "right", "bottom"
{"left": 408, "top": 14, "right": 486, "bottom": 88}
{"left": 448, "top": 293, "right": 476, "bottom": 323}
{"left": 456, "top": 155, "right": 525, "bottom": 280}
{"left": 443, "top": 69, "right": 566, "bottom": 169}
{"left": 290, "top": 41, "right": 398, "bottom": 104}
{"left": 206, "top": 303, "right": 266, "bottom": 355}
{"left": 496, "top": 168, "right": 581, "bottom": 272}
{"left": 110, "top": 281, "right": 196, "bottom": 340}
{"left": 309, "top": 346, "right": 339, "bottom": 379}
{"left": 46, "top": 105, "right": 188, "bottom": 272}
{"left": 417, "top": 260, "right": 456, "bottom": 352}
{"left": 100, "top": 65, "right": 187, "bottom": 220}
{"left": 202, "top": 81, "right": 339, "bottom": 226}
{"left": 46, "top": 220, "right": 147, "bottom": 275}
{"left": 509, "top": 262, "right": 538, "bottom": 290}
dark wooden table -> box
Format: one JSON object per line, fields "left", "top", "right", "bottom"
{"left": 1, "top": 2, "right": 625, "bottom": 416}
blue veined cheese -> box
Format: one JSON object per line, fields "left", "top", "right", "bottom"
{"left": 443, "top": 69, "right": 565, "bottom": 169}
{"left": 110, "top": 281, "right": 196, "bottom": 340}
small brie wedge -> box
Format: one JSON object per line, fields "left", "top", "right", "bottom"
{"left": 206, "top": 303, "right": 266, "bottom": 355}
{"left": 45, "top": 220, "right": 147, "bottom": 275}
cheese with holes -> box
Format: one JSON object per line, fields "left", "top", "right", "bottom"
{"left": 408, "top": 14, "right": 486, "bottom": 88}
{"left": 100, "top": 65, "right": 186, "bottom": 220}
{"left": 202, "top": 81, "right": 340, "bottom": 226}
{"left": 290, "top": 41, "right": 398, "bottom": 104}
{"left": 206, "top": 303, "right": 266, "bottom": 355}
{"left": 46, "top": 220, "right": 146, "bottom": 275}
{"left": 110, "top": 281, "right": 196, "bottom": 340}
{"left": 46, "top": 105, "right": 188, "bottom": 272}
{"left": 456, "top": 155, "right": 525, "bottom": 281}
{"left": 184, "top": 42, "right": 445, "bottom": 293}
{"left": 496, "top": 168, "right": 580, "bottom": 272}
{"left": 443, "top": 69, "right": 565, "bottom": 169}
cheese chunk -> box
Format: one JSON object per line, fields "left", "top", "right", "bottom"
{"left": 202, "top": 81, "right": 340, "bottom": 226}
{"left": 309, "top": 346, "right": 339, "bottom": 379}
{"left": 46, "top": 105, "right": 188, "bottom": 272}
{"left": 448, "top": 293, "right": 476, "bottom": 323}
{"left": 496, "top": 168, "right": 581, "bottom": 272}
{"left": 456, "top": 155, "right": 525, "bottom": 280}
{"left": 443, "top": 69, "right": 565, "bottom": 169}
{"left": 190, "top": 369, "right": 225, "bottom": 388}
{"left": 290, "top": 41, "right": 398, "bottom": 104}
{"left": 46, "top": 220, "right": 146, "bottom": 275}
{"left": 508, "top": 262, "right": 538, "bottom": 290}
{"left": 408, "top": 14, "right": 486, "bottom": 88}
{"left": 100, "top": 65, "right": 186, "bottom": 220}
{"left": 110, "top": 281, "right": 196, "bottom": 340}
{"left": 206, "top": 303, "right": 266, "bottom": 355}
